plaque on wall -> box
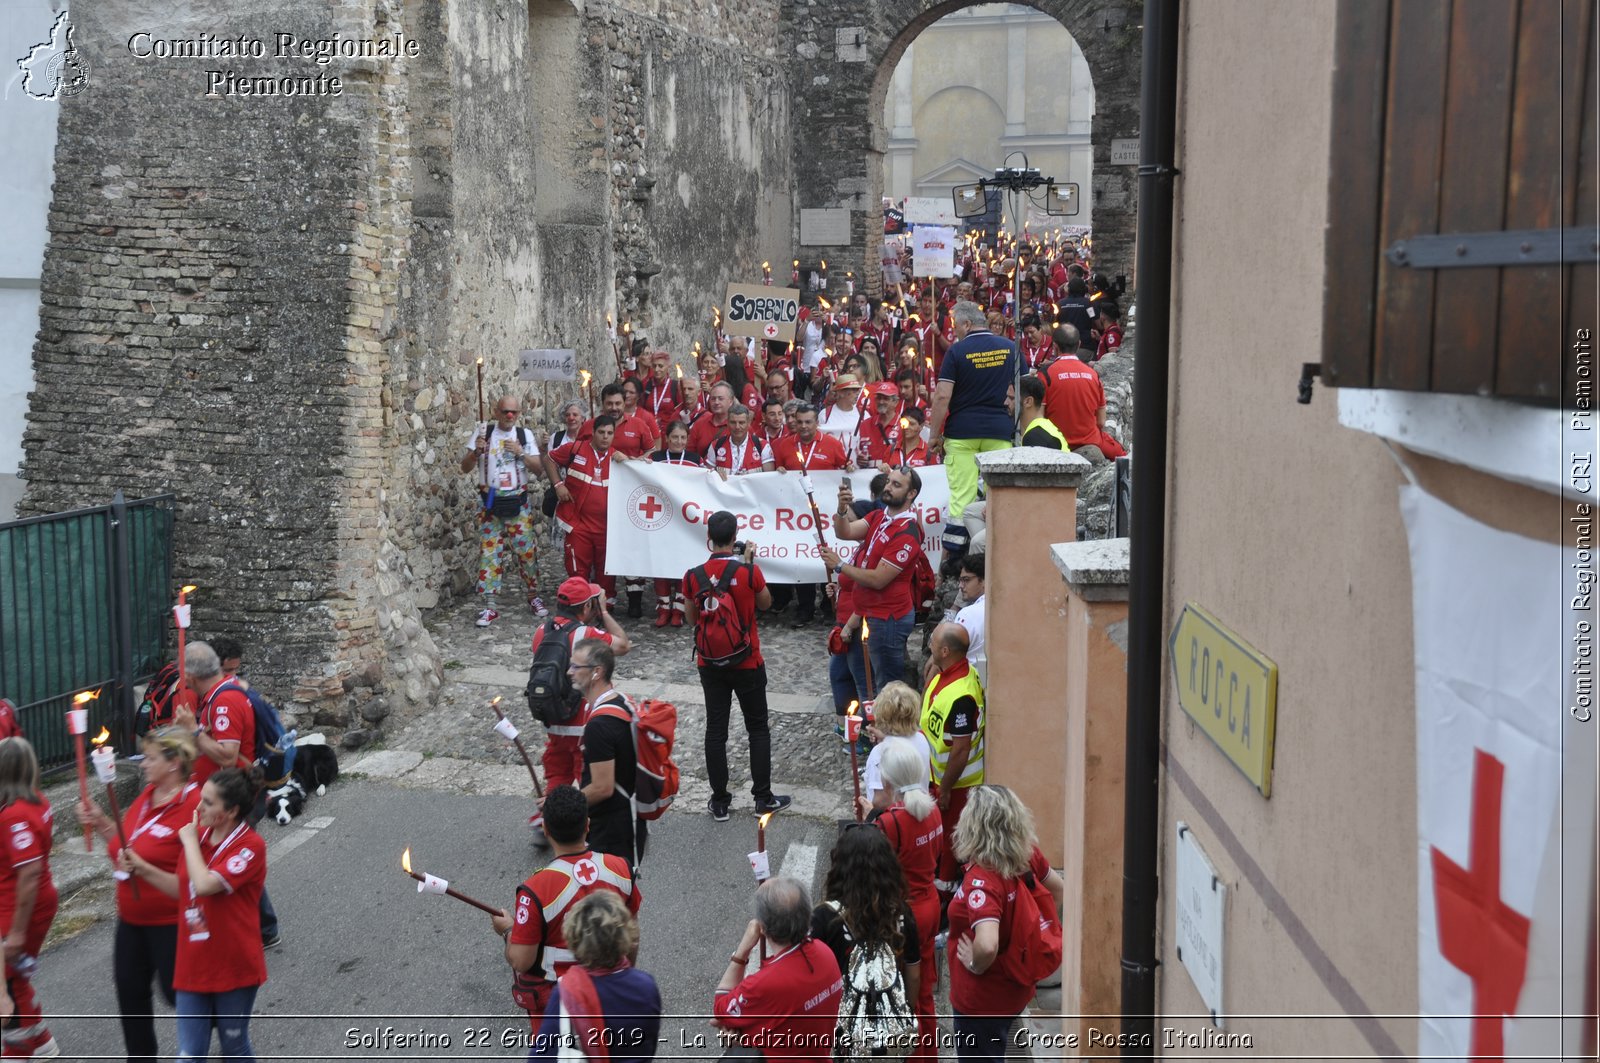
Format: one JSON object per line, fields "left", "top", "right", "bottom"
{"left": 800, "top": 208, "right": 852, "bottom": 246}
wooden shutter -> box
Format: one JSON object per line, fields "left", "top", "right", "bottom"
{"left": 1322, "top": 0, "right": 1596, "bottom": 407}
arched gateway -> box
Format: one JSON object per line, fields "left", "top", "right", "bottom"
{"left": 788, "top": 0, "right": 1142, "bottom": 292}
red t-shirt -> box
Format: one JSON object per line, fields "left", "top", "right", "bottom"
{"left": 174, "top": 821, "right": 269, "bottom": 993}
{"left": 1040, "top": 359, "right": 1107, "bottom": 447}
{"left": 707, "top": 434, "right": 772, "bottom": 476}
{"left": 194, "top": 679, "right": 256, "bottom": 788}
{"left": 1096, "top": 324, "right": 1123, "bottom": 361}
{"left": 855, "top": 417, "right": 903, "bottom": 467}
{"left": 687, "top": 414, "right": 731, "bottom": 458}
{"left": 612, "top": 410, "right": 660, "bottom": 458}
{"left": 713, "top": 938, "right": 843, "bottom": 1063}
{"left": 548, "top": 441, "right": 612, "bottom": 534}
{"left": 895, "top": 442, "right": 937, "bottom": 468}
{"left": 113, "top": 781, "right": 202, "bottom": 926}
{"left": 641, "top": 376, "right": 682, "bottom": 426}
{"left": 682, "top": 557, "right": 767, "bottom": 669}
{"left": 851, "top": 510, "right": 923, "bottom": 620}
{"left": 530, "top": 619, "right": 613, "bottom": 656}
{"left": 875, "top": 804, "right": 942, "bottom": 915}
{"left": 0, "top": 796, "right": 56, "bottom": 933}
{"left": 947, "top": 846, "right": 1053, "bottom": 1016}
{"left": 771, "top": 432, "right": 849, "bottom": 471}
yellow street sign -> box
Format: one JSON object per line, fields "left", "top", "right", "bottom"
{"left": 1169, "top": 602, "right": 1278, "bottom": 796}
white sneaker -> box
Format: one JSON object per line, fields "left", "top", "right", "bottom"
{"left": 530, "top": 596, "right": 549, "bottom": 617}
{"left": 476, "top": 608, "right": 499, "bottom": 627}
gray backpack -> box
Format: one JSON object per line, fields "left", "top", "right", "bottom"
{"left": 829, "top": 902, "right": 917, "bottom": 1060}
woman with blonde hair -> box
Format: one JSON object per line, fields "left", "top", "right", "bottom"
{"left": 533, "top": 891, "right": 661, "bottom": 1062}
{"left": 0, "top": 737, "right": 58, "bottom": 1058}
{"left": 857, "top": 682, "right": 931, "bottom": 818}
{"left": 869, "top": 738, "right": 942, "bottom": 1062}
{"left": 947, "top": 786, "right": 1065, "bottom": 1062}
{"left": 78, "top": 726, "right": 202, "bottom": 1063}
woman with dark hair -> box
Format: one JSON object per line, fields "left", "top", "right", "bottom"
{"left": 172, "top": 765, "right": 268, "bottom": 1061}
{"left": 947, "top": 786, "right": 1065, "bottom": 1062}
{"left": 811, "top": 825, "right": 920, "bottom": 1060}
{"left": 722, "top": 356, "right": 762, "bottom": 413}
{"left": 78, "top": 726, "right": 202, "bottom": 1063}
{"left": 0, "top": 737, "right": 59, "bottom": 1057}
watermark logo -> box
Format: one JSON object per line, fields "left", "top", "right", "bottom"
{"left": 18, "top": 10, "right": 90, "bottom": 100}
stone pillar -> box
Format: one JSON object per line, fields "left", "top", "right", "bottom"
{"left": 1004, "top": 20, "right": 1028, "bottom": 138}
{"left": 1051, "top": 537, "right": 1130, "bottom": 1056}
{"left": 975, "top": 447, "right": 1092, "bottom": 866}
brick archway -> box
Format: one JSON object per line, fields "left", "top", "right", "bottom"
{"left": 790, "top": 0, "right": 1141, "bottom": 292}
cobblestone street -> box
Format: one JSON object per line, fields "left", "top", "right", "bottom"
{"left": 363, "top": 579, "right": 858, "bottom": 824}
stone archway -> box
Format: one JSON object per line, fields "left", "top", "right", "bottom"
{"left": 789, "top": 0, "right": 1141, "bottom": 291}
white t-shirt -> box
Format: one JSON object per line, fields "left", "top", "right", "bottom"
{"left": 863, "top": 731, "right": 932, "bottom": 804}
{"left": 801, "top": 318, "right": 826, "bottom": 372}
{"left": 955, "top": 594, "right": 986, "bottom": 687}
{"left": 468, "top": 424, "right": 540, "bottom": 493}
{"left": 818, "top": 401, "right": 861, "bottom": 453}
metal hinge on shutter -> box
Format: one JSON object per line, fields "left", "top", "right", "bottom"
{"left": 1385, "top": 226, "right": 1599, "bottom": 269}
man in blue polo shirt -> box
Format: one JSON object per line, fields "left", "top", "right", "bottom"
{"left": 927, "top": 300, "right": 1018, "bottom": 559}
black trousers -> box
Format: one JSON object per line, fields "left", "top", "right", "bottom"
{"left": 589, "top": 812, "right": 648, "bottom": 873}
{"left": 700, "top": 664, "right": 772, "bottom": 803}
{"left": 115, "top": 919, "right": 178, "bottom": 1063}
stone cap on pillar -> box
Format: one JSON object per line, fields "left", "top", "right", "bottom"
{"left": 976, "top": 446, "right": 1093, "bottom": 488}
{"left": 1051, "top": 538, "right": 1130, "bottom": 601}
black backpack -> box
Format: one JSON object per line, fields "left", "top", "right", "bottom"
{"left": 526, "top": 617, "right": 584, "bottom": 726}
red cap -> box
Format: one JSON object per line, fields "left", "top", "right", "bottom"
{"left": 556, "top": 577, "right": 605, "bottom": 606}
{"left": 872, "top": 382, "right": 900, "bottom": 398}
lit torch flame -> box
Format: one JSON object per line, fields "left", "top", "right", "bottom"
{"left": 623, "top": 322, "right": 631, "bottom": 335}
{"left": 861, "top": 619, "right": 870, "bottom": 639}
{"left": 579, "top": 369, "right": 592, "bottom": 386}
{"left": 490, "top": 695, "right": 502, "bottom": 709}
{"left": 181, "top": 585, "right": 197, "bottom": 595}
{"left": 73, "top": 690, "right": 99, "bottom": 706}
{"left": 846, "top": 700, "right": 859, "bottom": 718}
{"left": 401, "top": 847, "right": 413, "bottom": 874}
{"left": 476, "top": 357, "right": 483, "bottom": 366}
{"left": 758, "top": 812, "right": 774, "bottom": 830}
{"left": 92, "top": 727, "right": 111, "bottom": 746}
{"left": 817, "top": 298, "right": 831, "bottom": 310}
{"left": 762, "top": 261, "right": 770, "bottom": 270}
{"left": 675, "top": 364, "right": 684, "bottom": 379}
{"left": 900, "top": 417, "right": 911, "bottom": 431}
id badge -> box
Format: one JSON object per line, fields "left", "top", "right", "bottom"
{"left": 184, "top": 904, "right": 210, "bottom": 942}
{"left": 497, "top": 470, "right": 515, "bottom": 489}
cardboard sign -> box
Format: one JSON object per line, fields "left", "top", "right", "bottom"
{"left": 517, "top": 348, "right": 577, "bottom": 382}
{"left": 881, "top": 239, "right": 904, "bottom": 285}
{"left": 904, "top": 196, "right": 958, "bottom": 226}
{"left": 722, "top": 283, "right": 801, "bottom": 343}
{"left": 912, "top": 226, "right": 957, "bottom": 278}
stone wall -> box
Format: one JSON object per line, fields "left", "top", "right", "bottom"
{"left": 1075, "top": 338, "right": 1133, "bottom": 539}
{"left": 22, "top": 0, "right": 795, "bottom": 742}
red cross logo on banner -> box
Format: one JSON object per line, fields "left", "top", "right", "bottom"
{"left": 1430, "top": 748, "right": 1531, "bottom": 1062}
{"left": 574, "top": 859, "right": 599, "bottom": 886}
{"left": 638, "top": 495, "right": 663, "bottom": 521}
{"left": 626, "top": 483, "right": 672, "bottom": 531}
{"left": 763, "top": 323, "right": 779, "bottom": 339}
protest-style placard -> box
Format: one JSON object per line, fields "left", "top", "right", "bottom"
{"left": 516, "top": 348, "right": 577, "bottom": 381}
{"left": 882, "top": 239, "right": 904, "bottom": 285}
{"left": 722, "top": 283, "right": 801, "bottom": 343}
{"left": 912, "top": 226, "right": 957, "bottom": 278}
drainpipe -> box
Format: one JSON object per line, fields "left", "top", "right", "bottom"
{"left": 1121, "top": 0, "right": 1181, "bottom": 1055}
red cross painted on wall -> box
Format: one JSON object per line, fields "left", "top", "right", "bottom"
{"left": 638, "top": 495, "right": 664, "bottom": 520}
{"left": 1430, "top": 748, "right": 1531, "bottom": 1062}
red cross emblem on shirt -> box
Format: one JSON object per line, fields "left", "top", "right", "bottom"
{"left": 573, "top": 858, "right": 599, "bottom": 886}
{"left": 1430, "top": 748, "right": 1531, "bottom": 1061}
{"left": 637, "top": 495, "right": 663, "bottom": 520}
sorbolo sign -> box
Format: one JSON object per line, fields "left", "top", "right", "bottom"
{"left": 722, "top": 283, "right": 801, "bottom": 344}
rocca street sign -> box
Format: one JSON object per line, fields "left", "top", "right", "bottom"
{"left": 1169, "top": 602, "right": 1279, "bottom": 796}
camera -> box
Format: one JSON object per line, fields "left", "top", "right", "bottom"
{"left": 733, "top": 541, "right": 746, "bottom": 556}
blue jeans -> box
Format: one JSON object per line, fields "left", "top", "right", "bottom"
{"left": 847, "top": 611, "right": 915, "bottom": 698}
{"left": 829, "top": 652, "right": 859, "bottom": 713}
{"left": 176, "top": 985, "right": 259, "bottom": 1061}
{"left": 951, "top": 1011, "right": 1017, "bottom": 1062}
{"left": 258, "top": 889, "right": 278, "bottom": 940}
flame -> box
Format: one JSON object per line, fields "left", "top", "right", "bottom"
{"left": 476, "top": 357, "right": 483, "bottom": 366}
{"left": 861, "top": 619, "right": 870, "bottom": 639}
{"left": 758, "top": 812, "right": 774, "bottom": 829}
{"left": 675, "top": 364, "right": 684, "bottom": 379}
{"left": 924, "top": 356, "right": 932, "bottom": 369}
{"left": 900, "top": 417, "right": 911, "bottom": 430}
{"left": 579, "top": 369, "right": 592, "bottom": 386}
{"left": 181, "top": 585, "right": 197, "bottom": 595}
{"left": 846, "top": 700, "right": 859, "bottom": 718}
{"left": 762, "top": 261, "right": 770, "bottom": 270}
{"left": 792, "top": 259, "right": 798, "bottom": 267}
{"left": 820, "top": 260, "right": 827, "bottom": 270}
{"left": 92, "top": 727, "right": 111, "bottom": 746}
{"left": 490, "top": 695, "right": 502, "bottom": 708}
{"left": 817, "top": 298, "right": 831, "bottom": 310}
{"left": 401, "top": 847, "right": 413, "bottom": 874}
{"left": 623, "top": 322, "right": 631, "bottom": 334}
{"left": 606, "top": 313, "right": 613, "bottom": 326}
{"left": 73, "top": 690, "right": 99, "bottom": 705}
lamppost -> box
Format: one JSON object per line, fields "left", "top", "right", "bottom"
{"left": 951, "top": 153, "right": 1078, "bottom": 438}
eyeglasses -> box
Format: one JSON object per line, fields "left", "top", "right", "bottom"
{"left": 498, "top": 409, "right": 521, "bottom": 416}
{"left": 568, "top": 662, "right": 595, "bottom": 673}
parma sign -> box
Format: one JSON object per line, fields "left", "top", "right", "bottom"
{"left": 1169, "top": 602, "right": 1278, "bottom": 796}
{"left": 722, "top": 283, "right": 801, "bottom": 344}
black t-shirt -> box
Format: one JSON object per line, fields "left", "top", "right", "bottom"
{"left": 944, "top": 695, "right": 980, "bottom": 738}
{"left": 1059, "top": 296, "right": 1096, "bottom": 341}
{"left": 1021, "top": 425, "right": 1065, "bottom": 450}
{"left": 810, "top": 901, "right": 922, "bottom": 975}
{"left": 581, "top": 692, "right": 637, "bottom": 826}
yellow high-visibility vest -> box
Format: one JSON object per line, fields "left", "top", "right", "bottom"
{"left": 920, "top": 662, "right": 986, "bottom": 789}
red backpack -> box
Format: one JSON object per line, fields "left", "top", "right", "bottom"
{"left": 587, "top": 696, "right": 680, "bottom": 821}
{"left": 995, "top": 868, "right": 1065, "bottom": 986}
{"left": 910, "top": 551, "right": 937, "bottom": 621}
{"left": 689, "top": 560, "right": 755, "bottom": 667}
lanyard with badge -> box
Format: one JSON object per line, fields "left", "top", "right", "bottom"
{"left": 493, "top": 427, "right": 521, "bottom": 492}
{"left": 184, "top": 821, "right": 246, "bottom": 943}
{"left": 867, "top": 510, "right": 914, "bottom": 562}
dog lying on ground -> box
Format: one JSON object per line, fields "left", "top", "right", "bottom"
{"left": 265, "top": 734, "right": 341, "bottom": 825}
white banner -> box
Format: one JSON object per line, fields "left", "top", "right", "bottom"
{"left": 606, "top": 462, "right": 948, "bottom": 583}
{"left": 912, "top": 226, "right": 957, "bottom": 278}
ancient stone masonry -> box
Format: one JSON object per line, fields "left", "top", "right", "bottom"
{"left": 784, "top": 0, "right": 1143, "bottom": 294}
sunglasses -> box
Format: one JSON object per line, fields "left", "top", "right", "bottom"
{"left": 498, "top": 409, "right": 521, "bottom": 416}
